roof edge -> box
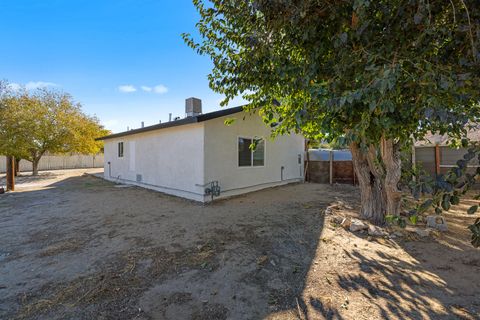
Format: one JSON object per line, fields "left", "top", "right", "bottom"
{"left": 96, "top": 105, "right": 245, "bottom": 141}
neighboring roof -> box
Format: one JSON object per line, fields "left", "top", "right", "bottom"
{"left": 97, "top": 106, "right": 245, "bottom": 140}
{"left": 415, "top": 126, "right": 480, "bottom": 147}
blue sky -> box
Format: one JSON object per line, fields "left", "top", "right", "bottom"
{"left": 0, "top": 0, "right": 243, "bottom": 133}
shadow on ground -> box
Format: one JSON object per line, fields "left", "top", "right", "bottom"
{"left": 0, "top": 171, "right": 61, "bottom": 189}
{"left": 321, "top": 204, "right": 480, "bottom": 320}
{"left": 0, "top": 173, "right": 478, "bottom": 319}
{"left": 0, "top": 174, "right": 330, "bottom": 319}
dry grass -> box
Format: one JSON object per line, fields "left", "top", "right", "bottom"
{"left": 17, "top": 241, "right": 224, "bottom": 319}
{"left": 3, "top": 171, "right": 479, "bottom": 319}
{"left": 38, "top": 239, "right": 85, "bottom": 257}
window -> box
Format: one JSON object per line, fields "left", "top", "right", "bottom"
{"left": 238, "top": 138, "right": 252, "bottom": 166}
{"left": 118, "top": 142, "right": 124, "bottom": 158}
{"left": 253, "top": 139, "right": 265, "bottom": 166}
{"left": 238, "top": 137, "right": 265, "bottom": 167}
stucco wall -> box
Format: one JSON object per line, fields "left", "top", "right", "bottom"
{"left": 103, "top": 112, "right": 304, "bottom": 202}
{"left": 103, "top": 123, "right": 205, "bottom": 201}
{"left": 203, "top": 113, "right": 304, "bottom": 200}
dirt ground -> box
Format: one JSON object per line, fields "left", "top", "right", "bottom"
{"left": 0, "top": 169, "right": 479, "bottom": 320}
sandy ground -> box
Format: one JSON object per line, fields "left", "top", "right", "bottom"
{"left": 0, "top": 169, "right": 479, "bottom": 320}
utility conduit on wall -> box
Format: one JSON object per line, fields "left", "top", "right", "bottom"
{"left": 108, "top": 176, "right": 205, "bottom": 197}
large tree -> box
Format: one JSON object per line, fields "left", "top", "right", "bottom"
{"left": 0, "top": 82, "right": 31, "bottom": 165}
{"left": 0, "top": 82, "right": 108, "bottom": 175}
{"left": 184, "top": 0, "right": 480, "bottom": 224}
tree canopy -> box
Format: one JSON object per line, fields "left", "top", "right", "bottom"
{"left": 184, "top": 0, "right": 480, "bottom": 225}
{"left": 185, "top": 0, "right": 479, "bottom": 144}
{"left": 0, "top": 81, "right": 108, "bottom": 175}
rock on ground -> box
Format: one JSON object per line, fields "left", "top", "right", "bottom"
{"left": 414, "top": 228, "right": 432, "bottom": 238}
{"left": 368, "top": 225, "right": 388, "bottom": 237}
{"left": 349, "top": 218, "right": 368, "bottom": 232}
{"left": 426, "top": 215, "right": 448, "bottom": 232}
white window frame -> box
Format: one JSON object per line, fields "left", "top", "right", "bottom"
{"left": 237, "top": 136, "right": 266, "bottom": 168}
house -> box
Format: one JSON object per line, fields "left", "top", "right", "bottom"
{"left": 413, "top": 128, "right": 480, "bottom": 176}
{"left": 98, "top": 98, "right": 304, "bottom": 202}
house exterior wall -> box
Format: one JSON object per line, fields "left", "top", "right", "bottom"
{"left": 103, "top": 112, "right": 304, "bottom": 202}
{"left": 103, "top": 123, "right": 205, "bottom": 201}
{"left": 203, "top": 113, "right": 304, "bottom": 201}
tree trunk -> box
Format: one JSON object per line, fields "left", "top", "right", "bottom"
{"left": 380, "top": 138, "right": 402, "bottom": 216}
{"left": 350, "top": 143, "right": 386, "bottom": 224}
{"left": 6, "top": 156, "right": 15, "bottom": 191}
{"left": 31, "top": 150, "right": 45, "bottom": 176}
{"left": 14, "top": 158, "right": 20, "bottom": 176}
{"left": 350, "top": 139, "right": 403, "bottom": 224}
{"left": 32, "top": 159, "right": 39, "bottom": 176}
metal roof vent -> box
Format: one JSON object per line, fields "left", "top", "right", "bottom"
{"left": 185, "top": 97, "right": 202, "bottom": 117}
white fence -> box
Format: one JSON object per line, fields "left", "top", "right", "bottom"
{"left": 0, "top": 154, "right": 104, "bottom": 173}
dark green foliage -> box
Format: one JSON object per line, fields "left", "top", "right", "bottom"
{"left": 467, "top": 205, "right": 478, "bottom": 215}
{"left": 386, "top": 214, "right": 408, "bottom": 228}
{"left": 469, "top": 218, "right": 480, "bottom": 247}
{"left": 185, "top": 0, "right": 480, "bottom": 244}
{"left": 409, "top": 145, "right": 480, "bottom": 247}
{"left": 185, "top": 0, "right": 480, "bottom": 146}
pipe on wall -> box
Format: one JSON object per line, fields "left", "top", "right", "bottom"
{"left": 111, "top": 176, "right": 205, "bottom": 197}
{"left": 221, "top": 177, "right": 301, "bottom": 193}
{"left": 107, "top": 161, "right": 112, "bottom": 178}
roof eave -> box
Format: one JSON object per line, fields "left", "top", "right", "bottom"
{"left": 96, "top": 105, "right": 246, "bottom": 141}
{"left": 96, "top": 116, "right": 199, "bottom": 141}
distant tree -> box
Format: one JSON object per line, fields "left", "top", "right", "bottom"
{"left": 184, "top": 0, "right": 480, "bottom": 225}
{"left": 0, "top": 82, "right": 108, "bottom": 175}
{"left": 0, "top": 82, "right": 31, "bottom": 164}
{"left": 316, "top": 138, "right": 350, "bottom": 150}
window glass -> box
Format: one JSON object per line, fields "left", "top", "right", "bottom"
{"left": 118, "top": 142, "right": 124, "bottom": 158}
{"left": 238, "top": 138, "right": 252, "bottom": 166}
{"left": 253, "top": 138, "right": 265, "bottom": 166}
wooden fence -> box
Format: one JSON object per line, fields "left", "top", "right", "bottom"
{"left": 414, "top": 145, "right": 479, "bottom": 176}
{"left": 0, "top": 154, "right": 104, "bottom": 173}
{"left": 305, "top": 149, "right": 356, "bottom": 185}
{"left": 306, "top": 160, "right": 356, "bottom": 184}
{"left": 306, "top": 145, "right": 478, "bottom": 185}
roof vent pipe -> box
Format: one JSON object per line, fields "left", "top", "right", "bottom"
{"left": 169, "top": 113, "right": 172, "bottom": 122}
{"left": 185, "top": 97, "right": 202, "bottom": 117}
{"left": 141, "top": 121, "right": 145, "bottom": 128}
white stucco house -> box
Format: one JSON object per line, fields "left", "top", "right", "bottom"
{"left": 98, "top": 98, "right": 304, "bottom": 202}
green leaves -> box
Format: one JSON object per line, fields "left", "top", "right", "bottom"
{"left": 386, "top": 214, "right": 407, "bottom": 228}
{"left": 468, "top": 218, "right": 480, "bottom": 247}
{"left": 450, "top": 195, "right": 460, "bottom": 205}
{"left": 467, "top": 205, "right": 478, "bottom": 215}
{"left": 409, "top": 215, "right": 418, "bottom": 225}
{"left": 186, "top": 0, "right": 480, "bottom": 246}
{"left": 0, "top": 82, "right": 106, "bottom": 172}
{"left": 224, "top": 117, "right": 236, "bottom": 126}
{"left": 187, "top": 0, "right": 480, "bottom": 147}
{"left": 441, "top": 194, "right": 451, "bottom": 211}
{"left": 418, "top": 199, "right": 433, "bottom": 214}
